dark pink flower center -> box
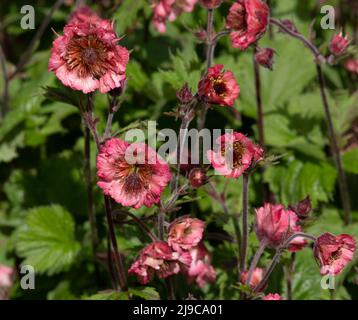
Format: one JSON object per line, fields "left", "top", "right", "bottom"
{"left": 221, "top": 141, "right": 245, "bottom": 168}
{"left": 213, "top": 79, "right": 227, "bottom": 96}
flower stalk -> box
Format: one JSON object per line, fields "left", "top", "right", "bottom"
{"left": 240, "top": 173, "right": 250, "bottom": 272}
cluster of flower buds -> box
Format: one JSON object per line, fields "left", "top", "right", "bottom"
{"left": 129, "top": 216, "right": 216, "bottom": 287}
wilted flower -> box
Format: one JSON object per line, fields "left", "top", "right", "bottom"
{"left": 262, "top": 293, "right": 283, "bottom": 300}
{"left": 314, "top": 233, "right": 356, "bottom": 275}
{"left": 151, "top": 0, "right": 197, "bottom": 33}
{"left": 189, "top": 168, "right": 208, "bottom": 188}
{"left": 329, "top": 32, "right": 350, "bottom": 56}
{"left": 226, "top": 0, "right": 269, "bottom": 50}
{"left": 254, "top": 203, "right": 307, "bottom": 251}
{"left": 96, "top": 138, "right": 171, "bottom": 209}
{"left": 168, "top": 216, "right": 205, "bottom": 252}
{"left": 198, "top": 64, "right": 240, "bottom": 107}
{"left": 240, "top": 267, "right": 264, "bottom": 289}
{"left": 255, "top": 48, "right": 275, "bottom": 70}
{"left": 48, "top": 6, "right": 129, "bottom": 94}
{"left": 207, "top": 132, "right": 263, "bottom": 178}
{"left": 199, "top": 0, "right": 222, "bottom": 9}
{"left": 128, "top": 241, "right": 191, "bottom": 284}
{"left": 185, "top": 243, "right": 216, "bottom": 287}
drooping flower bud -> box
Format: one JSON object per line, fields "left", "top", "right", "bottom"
{"left": 194, "top": 29, "right": 207, "bottom": 42}
{"left": 240, "top": 267, "right": 264, "bottom": 290}
{"left": 255, "top": 48, "right": 275, "bottom": 70}
{"left": 329, "top": 32, "right": 350, "bottom": 56}
{"left": 189, "top": 168, "right": 208, "bottom": 188}
{"left": 314, "top": 233, "right": 356, "bottom": 275}
{"left": 177, "top": 83, "right": 194, "bottom": 104}
{"left": 289, "top": 196, "right": 312, "bottom": 219}
{"left": 199, "top": 0, "right": 222, "bottom": 9}
{"left": 279, "top": 19, "right": 298, "bottom": 33}
{"left": 345, "top": 57, "right": 358, "bottom": 74}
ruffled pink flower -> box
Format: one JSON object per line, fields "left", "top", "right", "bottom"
{"left": 0, "top": 265, "right": 14, "bottom": 289}
{"left": 254, "top": 203, "right": 307, "bottom": 251}
{"left": 185, "top": 243, "right": 216, "bottom": 288}
{"left": 345, "top": 58, "right": 358, "bottom": 74}
{"left": 226, "top": 0, "right": 269, "bottom": 50}
{"left": 329, "top": 32, "right": 350, "bottom": 56}
{"left": 96, "top": 138, "right": 171, "bottom": 209}
{"left": 207, "top": 132, "right": 263, "bottom": 178}
{"left": 168, "top": 216, "right": 205, "bottom": 252}
{"left": 48, "top": 6, "right": 129, "bottom": 94}
{"left": 198, "top": 64, "right": 240, "bottom": 107}
{"left": 152, "top": 0, "right": 197, "bottom": 33}
{"left": 128, "top": 241, "right": 191, "bottom": 284}
{"left": 240, "top": 267, "right": 264, "bottom": 289}
{"left": 262, "top": 293, "right": 283, "bottom": 300}
{"left": 314, "top": 233, "right": 356, "bottom": 276}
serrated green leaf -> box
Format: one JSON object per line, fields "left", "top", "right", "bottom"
{"left": 342, "top": 147, "right": 358, "bottom": 174}
{"left": 15, "top": 205, "right": 80, "bottom": 275}
{"left": 129, "top": 287, "right": 160, "bottom": 300}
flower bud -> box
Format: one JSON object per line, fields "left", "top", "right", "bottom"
{"left": 195, "top": 29, "right": 207, "bottom": 42}
{"left": 199, "top": 0, "right": 222, "bottom": 9}
{"left": 255, "top": 48, "right": 275, "bottom": 70}
{"left": 329, "top": 32, "right": 350, "bottom": 56}
{"left": 289, "top": 196, "right": 312, "bottom": 219}
{"left": 177, "top": 83, "right": 193, "bottom": 104}
{"left": 279, "top": 19, "right": 298, "bottom": 33}
{"left": 189, "top": 168, "right": 208, "bottom": 188}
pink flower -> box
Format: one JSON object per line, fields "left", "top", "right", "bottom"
{"left": 0, "top": 265, "right": 14, "bottom": 289}
{"left": 96, "top": 138, "right": 171, "bottom": 209}
{"left": 199, "top": 0, "right": 222, "bottom": 9}
{"left": 329, "top": 32, "right": 350, "bottom": 56}
{"left": 207, "top": 132, "right": 263, "bottom": 178}
{"left": 128, "top": 241, "right": 191, "bottom": 284}
{"left": 226, "top": 0, "right": 270, "bottom": 50}
{"left": 262, "top": 293, "right": 283, "bottom": 300}
{"left": 185, "top": 243, "right": 216, "bottom": 287}
{"left": 188, "top": 168, "right": 208, "bottom": 188}
{"left": 198, "top": 64, "right": 240, "bottom": 107}
{"left": 254, "top": 203, "right": 307, "bottom": 251}
{"left": 314, "top": 233, "right": 356, "bottom": 276}
{"left": 152, "top": 0, "right": 197, "bottom": 33}
{"left": 168, "top": 216, "right": 205, "bottom": 252}
{"left": 255, "top": 48, "right": 275, "bottom": 70}
{"left": 48, "top": 7, "right": 129, "bottom": 94}
{"left": 345, "top": 58, "right": 358, "bottom": 74}
{"left": 240, "top": 267, "right": 264, "bottom": 289}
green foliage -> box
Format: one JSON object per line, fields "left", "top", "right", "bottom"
{"left": 14, "top": 205, "right": 80, "bottom": 275}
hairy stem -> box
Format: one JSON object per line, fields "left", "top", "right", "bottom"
{"left": 240, "top": 173, "right": 249, "bottom": 272}
{"left": 253, "top": 51, "right": 265, "bottom": 149}
{"left": 245, "top": 240, "right": 267, "bottom": 285}
{"left": 254, "top": 233, "right": 316, "bottom": 292}
{"left": 316, "top": 65, "right": 351, "bottom": 224}
{"left": 0, "top": 45, "right": 9, "bottom": 118}
{"left": 205, "top": 9, "right": 215, "bottom": 71}
{"left": 285, "top": 252, "right": 296, "bottom": 300}
{"left": 8, "top": 0, "right": 65, "bottom": 80}
{"left": 84, "top": 125, "right": 99, "bottom": 255}
{"left": 125, "top": 211, "right": 158, "bottom": 242}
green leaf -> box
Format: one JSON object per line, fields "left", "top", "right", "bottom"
{"left": 129, "top": 287, "right": 160, "bottom": 300}
{"left": 85, "top": 290, "right": 129, "bottom": 300}
{"left": 14, "top": 205, "right": 80, "bottom": 275}
{"left": 342, "top": 147, "right": 358, "bottom": 174}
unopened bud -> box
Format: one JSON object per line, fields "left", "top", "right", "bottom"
{"left": 329, "top": 32, "right": 350, "bottom": 56}
{"left": 199, "top": 0, "right": 222, "bottom": 9}
{"left": 255, "top": 48, "right": 275, "bottom": 70}
{"left": 177, "top": 83, "right": 193, "bottom": 104}
{"left": 189, "top": 168, "right": 208, "bottom": 188}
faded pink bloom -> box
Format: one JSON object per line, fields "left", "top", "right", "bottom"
{"left": 207, "top": 132, "right": 263, "bottom": 178}
{"left": 329, "top": 32, "right": 350, "bottom": 56}
{"left": 48, "top": 6, "right": 129, "bottom": 94}
{"left": 96, "top": 138, "right": 171, "bottom": 209}
{"left": 198, "top": 64, "right": 240, "bottom": 107}
{"left": 168, "top": 217, "right": 205, "bottom": 252}
{"left": 314, "top": 233, "right": 356, "bottom": 276}
{"left": 240, "top": 267, "right": 264, "bottom": 289}
{"left": 0, "top": 265, "right": 14, "bottom": 289}
{"left": 188, "top": 168, "right": 207, "bottom": 188}
{"left": 226, "top": 0, "right": 269, "bottom": 50}
{"left": 151, "top": 0, "right": 197, "bottom": 33}
{"left": 128, "top": 241, "right": 191, "bottom": 284}
{"left": 255, "top": 48, "right": 275, "bottom": 70}
{"left": 254, "top": 203, "right": 307, "bottom": 251}
{"left": 199, "top": 0, "right": 222, "bottom": 9}
{"left": 262, "top": 293, "right": 283, "bottom": 300}
{"left": 185, "top": 243, "right": 216, "bottom": 288}
{"left": 345, "top": 58, "right": 358, "bottom": 74}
